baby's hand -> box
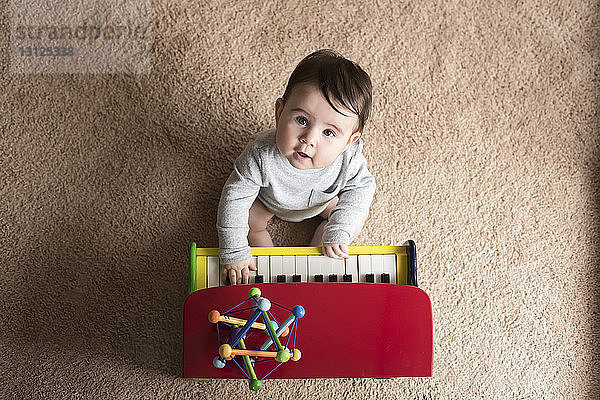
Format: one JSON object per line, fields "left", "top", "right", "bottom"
{"left": 322, "top": 243, "right": 350, "bottom": 259}
{"left": 222, "top": 258, "right": 257, "bottom": 285}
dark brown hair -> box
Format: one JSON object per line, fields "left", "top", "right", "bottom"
{"left": 281, "top": 49, "right": 372, "bottom": 133}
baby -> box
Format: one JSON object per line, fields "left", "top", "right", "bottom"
{"left": 217, "top": 49, "right": 376, "bottom": 285}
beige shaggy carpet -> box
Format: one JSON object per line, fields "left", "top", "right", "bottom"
{"left": 1, "top": 0, "right": 599, "bottom": 399}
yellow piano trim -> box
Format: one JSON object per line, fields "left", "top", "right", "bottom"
{"left": 189, "top": 242, "right": 418, "bottom": 293}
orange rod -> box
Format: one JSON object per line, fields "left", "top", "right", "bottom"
{"left": 230, "top": 348, "right": 278, "bottom": 358}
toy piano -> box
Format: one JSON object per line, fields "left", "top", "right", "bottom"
{"left": 183, "top": 241, "right": 433, "bottom": 389}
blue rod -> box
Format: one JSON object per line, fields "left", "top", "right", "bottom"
{"left": 224, "top": 297, "right": 252, "bottom": 315}
{"left": 270, "top": 301, "right": 292, "bottom": 312}
{"left": 225, "top": 359, "right": 249, "bottom": 379}
{"left": 230, "top": 356, "right": 250, "bottom": 380}
{"left": 267, "top": 310, "right": 279, "bottom": 326}
{"left": 292, "top": 318, "right": 298, "bottom": 351}
{"left": 227, "top": 306, "right": 255, "bottom": 315}
{"left": 229, "top": 308, "right": 262, "bottom": 348}
{"left": 261, "top": 360, "right": 284, "bottom": 380}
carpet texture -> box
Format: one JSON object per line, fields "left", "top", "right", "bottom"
{"left": 1, "top": 0, "right": 599, "bottom": 398}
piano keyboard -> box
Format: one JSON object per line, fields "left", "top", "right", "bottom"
{"left": 189, "top": 243, "right": 418, "bottom": 293}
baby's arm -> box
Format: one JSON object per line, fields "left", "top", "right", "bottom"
{"left": 217, "top": 144, "right": 264, "bottom": 284}
{"left": 322, "top": 151, "right": 376, "bottom": 256}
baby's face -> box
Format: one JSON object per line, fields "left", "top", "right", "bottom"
{"left": 275, "top": 83, "right": 360, "bottom": 170}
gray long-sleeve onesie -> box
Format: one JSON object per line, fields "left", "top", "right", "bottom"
{"left": 217, "top": 129, "right": 376, "bottom": 264}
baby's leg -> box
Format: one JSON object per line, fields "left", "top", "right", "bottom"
{"left": 248, "top": 198, "right": 274, "bottom": 246}
{"left": 310, "top": 197, "right": 365, "bottom": 246}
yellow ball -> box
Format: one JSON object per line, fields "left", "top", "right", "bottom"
{"left": 208, "top": 310, "right": 220, "bottom": 324}
{"left": 291, "top": 348, "right": 302, "bottom": 361}
{"left": 219, "top": 344, "right": 232, "bottom": 359}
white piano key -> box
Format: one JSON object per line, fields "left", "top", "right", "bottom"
{"left": 358, "top": 254, "right": 372, "bottom": 282}
{"left": 249, "top": 256, "right": 259, "bottom": 284}
{"left": 282, "top": 256, "right": 295, "bottom": 283}
{"left": 295, "top": 255, "right": 308, "bottom": 282}
{"left": 382, "top": 254, "right": 397, "bottom": 284}
{"left": 270, "top": 256, "right": 283, "bottom": 283}
{"left": 325, "top": 256, "right": 345, "bottom": 282}
{"left": 219, "top": 258, "right": 225, "bottom": 286}
{"left": 307, "top": 255, "right": 323, "bottom": 282}
{"left": 371, "top": 254, "right": 384, "bottom": 283}
{"left": 345, "top": 255, "right": 358, "bottom": 282}
{"left": 257, "top": 256, "right": 270, "bottom": 283}
{"left": 208, "top": 256, "right": 220, "bottom": 288}
{"left": 307, "top": 255, "right": 346, "bottom": 282}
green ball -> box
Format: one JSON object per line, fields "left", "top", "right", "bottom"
{"left": 249, "top": 379, "right": 262, "bottom": 391}
{"left": 248, "top": 287, "right": 261, "bottom": 298}
{"left": 275, "top": 349, "right": 291, "bottom": 363}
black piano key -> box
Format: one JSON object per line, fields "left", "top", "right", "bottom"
{"left": 314, "top": 274, "right": 323, "bottom": 282}
{"left": 225, "top": 276, "right": 231, "bottom": 286}
{"left": 292, "top": 274, "right": 301, "bottom": 282}
{"left": 366, "top": 273, "right": 375, "bottom": 283}
{"left": 343, "top": 274, "right": 352, "bottom": 282}
{"left": 381, "top": 273, "right": 390, "bottom": 283}
{"left": 328, "top": 274, "right": 337, "bottom": 282}
{"left": 255, "top": 275, "right": 264, "bottom": 283}
{"left": 277, "top": 274, "right": 286, "bottom": 283}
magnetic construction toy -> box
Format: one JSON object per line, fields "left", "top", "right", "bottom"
{"left": 208, "top": 287, "right": 305, "bottom": 391}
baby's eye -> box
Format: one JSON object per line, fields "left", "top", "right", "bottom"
{"left": 296, "top": 116, "right": 308, "bottom": 126}
{"left": 323, "top": 129, "right": 336, "bottom": 137}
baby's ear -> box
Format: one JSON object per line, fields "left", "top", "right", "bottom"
{"left": 275, "top": 98, "right": 284, "bottom": 125}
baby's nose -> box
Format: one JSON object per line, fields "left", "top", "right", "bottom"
{"left": 300, "top": 130, "right": 318, "bottom": 146}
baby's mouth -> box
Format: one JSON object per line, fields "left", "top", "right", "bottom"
{"left": 297, "top": 151, "right": 311, "bottom": 159}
